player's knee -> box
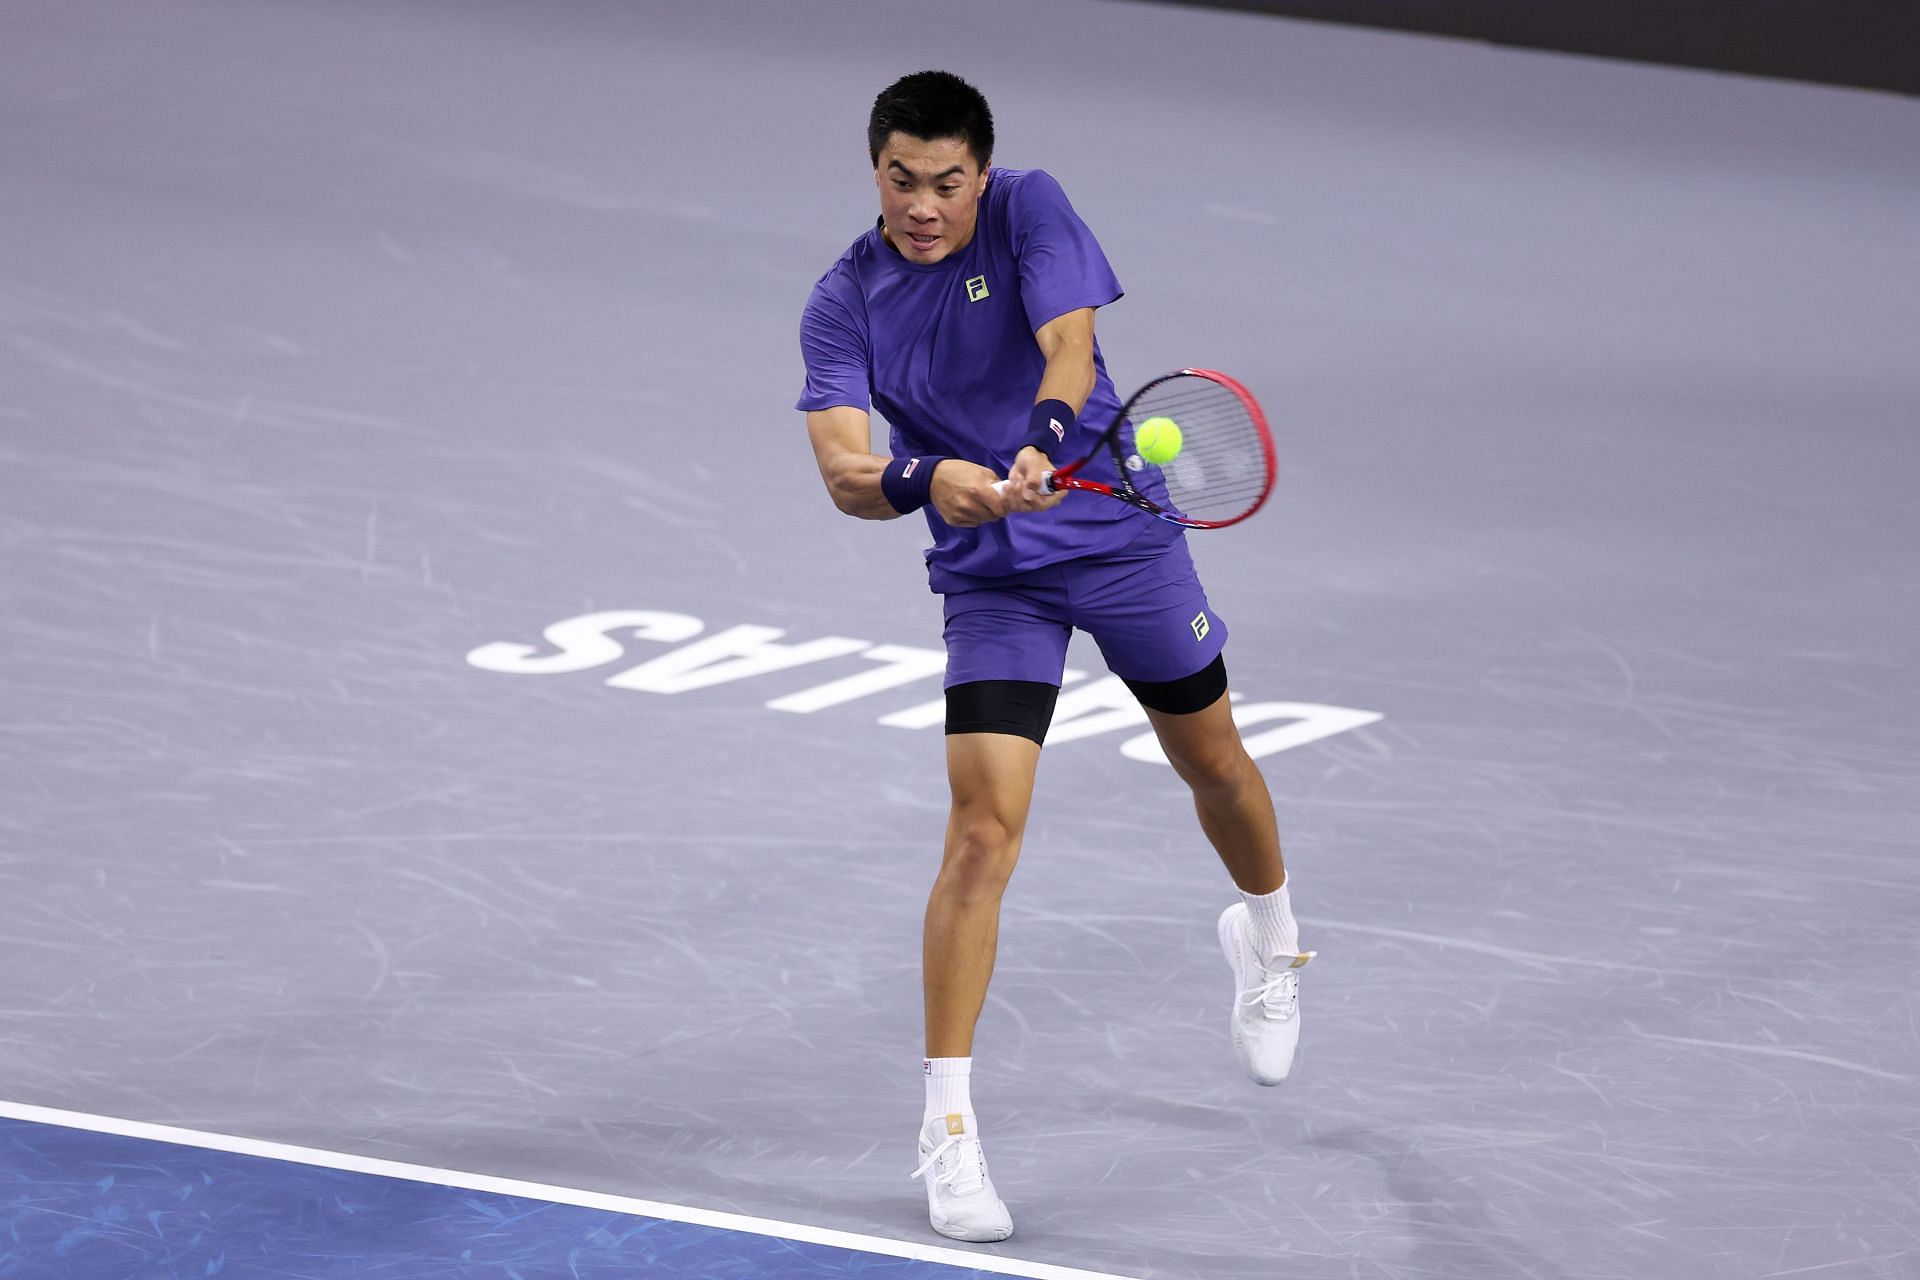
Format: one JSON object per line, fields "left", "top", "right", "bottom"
{"left": 948, "top": 809, "right": 1018, "bottom": 864}
{"left": 941, "top": 811, "right": 1021, "bottom": 898}
{"left": 1168, "top": 740, "right": 1252, "bottom": 797}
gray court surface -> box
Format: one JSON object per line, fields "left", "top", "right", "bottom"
{"left": 4, "top": 1, "right": 1917, "bottom": 1277}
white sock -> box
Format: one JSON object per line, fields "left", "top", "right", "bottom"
{"left": 924, "top": 1057, "right": 974, "bottom": 1123}
{"left": 1241, "top": 877, "right": 1299, "bottom": 961}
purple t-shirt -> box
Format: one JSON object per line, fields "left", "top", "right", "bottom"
{"left": 796, "top": 167, "right": 1175, "bottom": 591}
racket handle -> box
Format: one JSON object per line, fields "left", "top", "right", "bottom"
{"left": 991, "top": 471, "right": 1055, "bottom": 496}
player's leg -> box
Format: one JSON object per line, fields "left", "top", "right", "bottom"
{"left": 1139, "top": 676, "right": 1284, "bottom": 895}
{"left": 1137, "top": 661, "right": 1312, "bottom": 1085}
{"left": 914, "top": 704, "right": 1052, "bottom": 1244}
{"left": 912, "top": 584, "right": 1068, "bottom": 1243}
{"left": 1079, "top": 540, "right": 1312, "bottom": 1085}
{"left": 924, "top": 723, "right": 1044, "bottom": 1057}
{"left": 1075, "top": 539, "right": 1280, "bottom": 890}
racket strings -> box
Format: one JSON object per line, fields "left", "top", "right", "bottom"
{"left": 1122, "top": 378, "right": 1270, "bottom": 525}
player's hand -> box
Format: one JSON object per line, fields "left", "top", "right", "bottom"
{"left": 929, "top": 459, "right": 1010, "bottom": 527}
{"left": 1002, "top": 447, "right": 1067, "bottom": 513}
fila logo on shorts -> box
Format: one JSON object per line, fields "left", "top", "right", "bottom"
{"left": 965, "top": 274, "right": 989, "bottom": 302}
{"left": 1191, "top": 611, "right": 1211, "bottom": 641}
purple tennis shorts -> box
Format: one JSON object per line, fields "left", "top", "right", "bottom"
{"left": 941, "top": 535, "right": 1228, "bottom": 688}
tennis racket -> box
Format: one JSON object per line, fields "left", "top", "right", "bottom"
{"left": 991, "top": 369, "right": 1275, "bottom": 528}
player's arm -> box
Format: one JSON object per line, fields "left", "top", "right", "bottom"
{"left": 805, "top": 406, "right": 1008, "bottom": 527}
{"left": 807, "top": 406, "right": 900, "bottom": 520}
{"left": 1004, "top": 307, "right": 1096, "bottom": 505}
{"left": 1032, "top": 306, "right": 1098, "bottom": 414}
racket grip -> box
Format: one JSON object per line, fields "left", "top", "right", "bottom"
{"left": 991, "top": 471, "right": 1055, "bottom": 496}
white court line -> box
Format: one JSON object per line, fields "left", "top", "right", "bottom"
{"left": 0, "top": 1099, "right": 1137, "bottom": 1280}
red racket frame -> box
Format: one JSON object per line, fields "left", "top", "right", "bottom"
{"left": 1047, "top": 368, "right": 1276, "bottom": 529}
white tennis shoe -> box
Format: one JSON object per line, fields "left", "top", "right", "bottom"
{"left": 911, "top": 1112, "right": 1012, "bottom": 1242}
{"left": 1218, "top": 901, "right": 1315, "bottom": 1085}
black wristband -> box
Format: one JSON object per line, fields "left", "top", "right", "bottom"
{"left": 880, "top": 455, "right": 946, "bottom": 514}
{"left": 1021, "top": 399, "right": 1076, "bottom": 458}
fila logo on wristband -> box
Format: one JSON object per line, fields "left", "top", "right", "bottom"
{"left": 1048, "top": 419, "right": 1064, "bottom": 442}
{"left": 903, "top": 457, "right": 922, "bottom": 478}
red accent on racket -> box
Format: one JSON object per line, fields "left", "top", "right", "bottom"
{"left": 1002, "top": 369, "right": 1276, "bottom": 529}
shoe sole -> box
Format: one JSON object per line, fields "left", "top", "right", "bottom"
{"left": 931, "top": 1219, "right": 1014, "bottom": 1243}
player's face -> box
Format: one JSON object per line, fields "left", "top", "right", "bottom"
{"left": 874, "top": 132, "right": 988, "bottom": 265}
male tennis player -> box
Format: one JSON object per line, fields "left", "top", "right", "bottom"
{"left": 797, "top": 71, "right": 1310, "bottom": 1243}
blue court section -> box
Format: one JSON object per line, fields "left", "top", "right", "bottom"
{"left": 0, "top": 1118, "right": 993, "bottom": 1280}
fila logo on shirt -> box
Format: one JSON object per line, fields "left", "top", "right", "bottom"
{"left": 1191, "top": 611, "right": 1211, "bottom": 641}
{"left": 965, "top": 274, "right": 990, "bottom": 302}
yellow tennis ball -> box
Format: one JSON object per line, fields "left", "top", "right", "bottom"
{"left": 1136, "top": 416, "right": 1183, "bottom": 464}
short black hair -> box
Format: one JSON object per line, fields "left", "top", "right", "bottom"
{"left": 867, "top": 70, "right": 994, "bottom": 169}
